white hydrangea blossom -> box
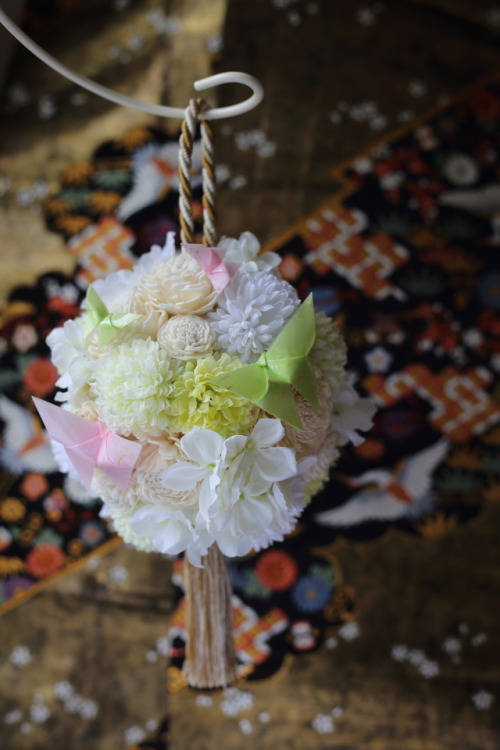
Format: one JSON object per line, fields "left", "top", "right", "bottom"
{"left": 218, "top": 231, "right": 281, "bottom": 274}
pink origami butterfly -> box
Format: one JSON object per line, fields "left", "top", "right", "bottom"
{"left": 33, "top": 398, "right": 142, "bottom": 491}
{"left": 184, "top": 244, "right": 239, "bottom": 293}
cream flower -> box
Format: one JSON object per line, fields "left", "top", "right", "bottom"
{"left": 281, "top": 372, "right": 333, "bottom": 461}
{"left": 133, "top": 444, "right": 199, "bottom": 510}
{"left": 208, "top": 271, "right": 299, "bottom": 363}
{"left": 310, "top": 312, "right": 347, "bottom": 394}
{"left": 92, "top": 469, "right": 141, "bottom": 515}
{"left": 157, "top": 315, "right": 214, "bottom": 360}
{"left": 140, "top": 250, "right": 217, "bottom": 315}
{"left": 85, "top": 309, "right": 169, "bottom": 357}
{"left": 90, "top": 338, "right": 181, "bottom": 439}
{"left": 91, "top": 232, "right": 176, "bottom": 311}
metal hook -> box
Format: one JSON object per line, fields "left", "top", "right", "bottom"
{"left": 0, "top": 9, "right": 263, "bottom": 120}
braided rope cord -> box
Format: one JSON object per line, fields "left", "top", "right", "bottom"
{"left": 178, "top": 98, "right": 217, "bottom": 246}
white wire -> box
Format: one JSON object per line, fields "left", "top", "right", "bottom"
{"left": 0, "top": 9, "right": 263, "bottom": 120}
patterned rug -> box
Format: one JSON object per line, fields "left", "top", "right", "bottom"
{"left": 1, "top": 77, "right": 500, "bottom": 695}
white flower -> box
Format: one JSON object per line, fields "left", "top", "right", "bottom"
{"left": 91, "top": 232, "right": 176, "bottom": 311}
{"left": 419, "top": 660, "right": 440, "bottom": 679}
{"left": 159, "top": 419, "right": 298, "bottom": 558}
{"left": 10, "top": 646, "right": 32, "bottom": 667}
{"left": 130, "top": 505, "right": 212, "bottom": 567}
{"left": 90, "top": 338, "right": 181, "bottom": 439}
{"left": 442, "top": 637, "right": 461, "bottom": 655}
{"left": 472, "top": 690, "right": 495, "bottom": 711}
{"left": 208, "top": 271, "right": 299, "bottom": 363}
{"left": 391, "top": 644, "right": 409, "bottom": 662}
{"left": 338, "top": 621, "right": 360, "bottom": 641}
{"left": 311, "top": 713, "right": 335, "bottom": 734}
{"left": 218, "top": 231, "right": 281, "bottom": 274}
{"left": 140, "top": 250, "right": 217, "bottom": 315}
{"left": 157, "top": 315, "right": 214, "bottom": 360}
{"left": 331, "top": 374, "right": 376, "bottom": 446}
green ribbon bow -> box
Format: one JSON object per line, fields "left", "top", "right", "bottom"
{"left": 211, "top": 294, "right": 319, "bottom": 429}
{"left": 84, "top": 286, "right": 141, "bottom": 346}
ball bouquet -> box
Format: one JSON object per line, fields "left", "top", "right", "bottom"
{"left": 34, "top": 230, "right": 374, "bottom": 686}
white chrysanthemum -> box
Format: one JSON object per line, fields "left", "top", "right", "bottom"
{"left": 310, "top": 312, "right": 347, "bottom": 394}
{"left": 208, "top": 271, "right": 299, "bottom": 363}
{"left": 90, "top": 338, "right": 181, "bottom": 439}
{"left": 218, "top": 231, "right": 281, "bottom": 274}
{"left": 331, "top": 373, "right": 376, "bottom": 446}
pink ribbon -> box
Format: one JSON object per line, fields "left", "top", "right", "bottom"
{"left": 33, "top": 398, "right": 142, "bottom": 491}
{"left": 184, "top": 244, "right": 239, "bottom": 293}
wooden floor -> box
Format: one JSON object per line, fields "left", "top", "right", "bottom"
{"left": 1, "top": 1, "right": 500, "bottom": 748}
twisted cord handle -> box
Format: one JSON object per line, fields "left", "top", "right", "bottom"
{"left": 178, "top": 99, "right": 217, "bottom": 246}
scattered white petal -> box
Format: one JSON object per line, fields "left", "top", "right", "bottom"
{"left": 472, "top": 690, "right": 495, "bottom": 710}
{"left": 38, "top": 95, "right": 57, "bottom": 120}
{"left": 108, "top": 564, "right": 128, "bottom": 583}
{"left": 418, "top": 660, "right": 440, "bottom": 679}
{"left": 70, "top": 91, "right": 88, "bottom": 107}
{"left": 53, "top": 681, "right": 74, "bottom": 700}
{"left": 442, "top": 637, "right": 461, "bottom": 655}
{"left": 10, "top": 646, "right": 32, "bottom": 668}
{"left": 196, "top": 695, "right": 214, "bottom": 707}
{"left": 409, "top": 80, "right": 427, "bottom": 98}
{"left": 325, "top": 636, "right": 339, "bottom": 649}
{"left": 146, "top": 650, "right": 158, "bottom": 663}
{"left": 4, "top": 709, "right": 22, "bottom": 725}
{"left": 20, "top": 722, "right": 32, "bottom": 735}
{"left": 458, "top": 623, "right": 469, "bottom": 635}
{"left": 239, "top": 718, "right": 253, "bottom": 735}
{"left": 229, "top": 176, "right": 247, "bottom": 190}
{"left": 312, "top": 713, "right": 335, "bottom": 734}
{"left": 471, "top": 633, "right": 488, "bottom": 647}
{"left": 258, "top": 711, "right": 271, "bottom": 723}
{"left": 398, "top": 110, "right": 415, "bottom": 123}
{"left": 338, "top": 622, "right": 360, "bottom": 641}
{"left": 391, "top": 644, "right": 409, "bottom": 662}
{"left": 156, "top": 636, "right": 170, "bottom": 656}
{"left": 145, "top": 719, "right": 158, "bottom": 732}
{"left": 124, "top": 725, "right": 146, "bottom": 744}
{"left": 408, "top": 649, "right": 426, "bottom": 666}
{"left": 206, "top": 34, "right": 223, "bottom": 53}
{"left": 85, "top": 556, "right": 100, "bottom": 572}
{"left": 370, "top": 114, "right": 388, "bottom": 131}
{"left": 331, "top": 706, "right": 344, "bottom": 718}
{"left": 30, "top": 704, "right": 50, "bottom": 724}
{"left": 79, "top": 700, "right": 99, "bottom": 720}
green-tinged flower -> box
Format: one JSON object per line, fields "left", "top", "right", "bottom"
{"left": 310, "top": 312, "right": 347, "bottom": 394}
{"left": 90, "top": 338, "right": 181, "bottom": 439}
{"left": 112, "top": 512, "right": 156, "bottom": 552}
{"left": 168, "top": 353, "right": 258, "bottom": 437}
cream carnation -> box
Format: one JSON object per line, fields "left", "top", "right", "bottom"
{"left": 140, "top": 251, "right": 217, "bottom": 315}
{"left": 310, "top": 312, "right": 347, "bottom": 394}
{"left": 208, "top": 271, "right": 299, "bottom": 363}
{"left": 90, "top": 338, "right": 181, "bottom": 439}
{"left": 133, "top": 444, "right": 199, "bottom": 510}
{"left": 157, "top": 315, "right": 214, "bottom": 360}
